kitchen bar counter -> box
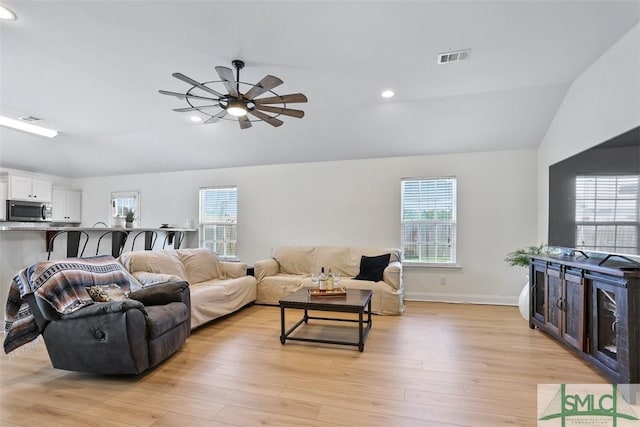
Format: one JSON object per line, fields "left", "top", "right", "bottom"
{"left": 0, "top": 224, "right": 197, "bottom": 258}
{"left": 0, "top": 225, "right": 195, "bottom": 232}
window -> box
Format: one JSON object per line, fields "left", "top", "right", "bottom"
{"left": 199, "top": 186, "right": 237, "bottom": 259}
{"left": 111, "top": 191, "right": 139, "bottom": 223}
{"left": 575, "top": 175, "right": 639, "bottom": 254}
{"left": 401, "top": 178, "right": 457, "bottom": 264}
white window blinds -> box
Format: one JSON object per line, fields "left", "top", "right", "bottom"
{"left": 199, "top": 186, "right": 238, "bottom": 258}
{"left": 575, "top": 175, "right": 639, "bottom": 254}
{"left": 401, "top": 178, "right": 457, "bottom": 264}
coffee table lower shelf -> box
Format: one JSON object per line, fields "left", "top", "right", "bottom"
{"left": 278, "top": 289, "right": 373, "bottom": 352}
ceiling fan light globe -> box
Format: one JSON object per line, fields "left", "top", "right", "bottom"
{"left": 227, "top": 99, "right": 247, "bottom": 117}
{"left": 227, "top": 106, "right": 247, "bottom": 117}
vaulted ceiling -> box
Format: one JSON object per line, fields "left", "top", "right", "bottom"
{"left": 0, "top": 1, "right": 638, "bottom": 178}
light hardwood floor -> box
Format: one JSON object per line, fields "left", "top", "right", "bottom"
{"left": 0, "top": 301, "right": 607, "bottom": 426}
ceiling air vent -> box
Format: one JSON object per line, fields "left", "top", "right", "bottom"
{"left": 437, "top": 49, "right": 471, "bottom": 65}
{"left": 19, "top": 116, "right": 43, "bottom": 122}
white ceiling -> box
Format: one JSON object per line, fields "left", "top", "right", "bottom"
{"left": 0, "top": 1, "right": 638, "bottom": 178}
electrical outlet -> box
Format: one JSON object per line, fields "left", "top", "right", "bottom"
{"left": 440, "top": 277, "right": 447, "bottom": 286}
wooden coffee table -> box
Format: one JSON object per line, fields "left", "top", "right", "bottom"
{"left": 279, "top": 288, "right": 372, "bottom": 352}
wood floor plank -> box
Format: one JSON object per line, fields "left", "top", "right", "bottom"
{"left": 151, "top": 411, "right": 235, "bottom": 427}
{"left": 316, "top": 404, "right": 466, "bottom": 427}
{"left": 213, "top": 405, "right": 339, "bottom": 426}
{"left": 4, "top": 403, "right": 134, "bottom": 427}
{"left": 0, "top": 301, "right": 608, "bottom": 426}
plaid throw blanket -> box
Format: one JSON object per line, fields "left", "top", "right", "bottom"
{"left": 3, "top": 255, "right": 131, "bottom": 354}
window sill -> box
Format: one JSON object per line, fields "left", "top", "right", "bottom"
{"left": 403, "top": 262, "right": 462, "bottom": 269}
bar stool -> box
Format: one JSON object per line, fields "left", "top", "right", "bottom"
{"left": 131, "top": 230, "right": 157, "bottom": 251}
{"left": 162, "top": 231, "right": 184, "bottom": 249}
{"left": 96, "top": 231, "right": 129, "bottom": 257}
{"left": 47, "top": 230, "right": 90, "bottom": 260}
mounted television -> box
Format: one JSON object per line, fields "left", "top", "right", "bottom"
{"left": 548, "top": 126, "right": 640, "bottom": 258}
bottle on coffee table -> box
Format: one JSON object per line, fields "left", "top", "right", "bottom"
{"left": 319, "top": 267, "right": 327, "bottom": 290}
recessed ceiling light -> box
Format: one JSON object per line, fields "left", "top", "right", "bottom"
{"left": 189, "top": 116, "right": 203, "bottom": 122}
{"left": 0, "top": 115, "right": 58, "bottom": 138}
{"left": 0, "top": 6, "right": 16, "bottom": 21}
{"left": 381, "top": 90, "right": 395, "bottom": 98}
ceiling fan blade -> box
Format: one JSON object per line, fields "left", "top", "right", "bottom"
{"left": 244, "top": 75, "right": 283, "bottom": 100}
{"left": 173, "top": 104, "right": 220, "bottom": 112}
{"left": 204, "top": 110, "right": 227, "bottom": 124}
{"left": 248, "top": 110, "right": 283, "bottom": 127}
{"left": 255, "top": 105, "right": 305, "bottom": 119}
{"left": 172, "top": 73, "right": 224, "bottom": 98}
{"left": 215, "top": 66, "right": 238, "bottom": 97}
{"left": 238, "top": 115, "right": 252, "bottom": 129}
{"left": 159, "top": 90, "right": 218, "bottom": 102}
{"left": 253, "top": 93, "right": 308, "bottom": 105}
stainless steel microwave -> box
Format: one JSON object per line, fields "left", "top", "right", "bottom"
{"left": 6, "top": 200, "right": 52, "bottom": 222}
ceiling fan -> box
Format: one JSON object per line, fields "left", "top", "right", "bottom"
{"left": 159, "top": 59, "right": 308, "bottom": 129}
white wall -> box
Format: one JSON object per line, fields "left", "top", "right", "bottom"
{"left": 537, "top": 23, "right": 640, "bottom": 243}
{"left": 74, "top": 149, "right": 537, "bottom": 305}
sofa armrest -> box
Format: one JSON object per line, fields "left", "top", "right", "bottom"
{"left": 220, "top": 261, "right": 248, "bottom": 279}
{"left": 254, "top": 258, "right": 280, "bottom": 281}
{"left": 132, "top": 271, "right": 184, "bottom": 286}
{"left": 129, "top": 281, "right": 190, "bottom": 306}
{"left": 60, "top": 299, "right": 146, "bottom": 320}
{"left": 383, "top": 261, "right": 403, "bottom": 290}
{"left": 130, "top": 281, "right": 191, "bottom": 331}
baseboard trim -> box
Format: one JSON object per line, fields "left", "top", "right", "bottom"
{"left": 404, "top": 291, "right": 518, "bottom": 306}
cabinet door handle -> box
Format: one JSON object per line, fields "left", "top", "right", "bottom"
{"left": 556, "top": 298, "right": 567, "bottom": 311}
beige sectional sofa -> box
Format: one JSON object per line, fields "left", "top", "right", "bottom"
{"left": 254, "top": 246, "right": 404, "bottom": 314}
{"left": 119, "top": 248, "right": 256, "bottom": 329}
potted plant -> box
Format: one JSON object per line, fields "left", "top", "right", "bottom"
{"left": 505, "top": 244, "right": 547, "bottom": 320}
{"left": 124, "top": 208, "right": 136, "bottom": 228}
{"left": 504, "top": 243, "right": 547, "bottom": 268}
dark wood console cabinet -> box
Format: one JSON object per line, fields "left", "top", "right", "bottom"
{"left": 529, "top": 255, "right": 640, "bottom": 383}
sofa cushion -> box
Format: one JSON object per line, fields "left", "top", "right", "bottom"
{"left": 354, "top": 253, "right": 391, "bottom": 282}
{"left": 314, "top": 247, "right": 350, "bottom": 276}
{"left": 120, "top": 251, "right": 187, "bottom": 282}
{"left": 338, "top": 248, "right": 399, "bottom": 277}
{"left": 176, "top": 248, "right": 221, "bottom": 284}
{"left": 132, "top": 272, "right": 184, "bottom": 287}
{"left": 274, "top": 246, "right": 316, "bottom": 275}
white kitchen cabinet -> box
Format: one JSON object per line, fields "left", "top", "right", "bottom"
{"left": 6, "top": 175, "right": 52, "bottom": 202}
{"left": 8, "top": 175, "right": 32, "bottom": 200}
{"left": 52, "top": 188, "right": 82, "bottom": 223}
{"left": 32, "top": 179, "right": 53, "bottom": 202}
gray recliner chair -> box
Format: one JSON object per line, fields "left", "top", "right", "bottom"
{"left": 26, "top": 281, "right": 191, "bottom": 375}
